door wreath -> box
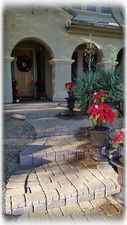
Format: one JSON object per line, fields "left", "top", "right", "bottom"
{"left": 16, "top": 55, "right": 32, "bottom": 72}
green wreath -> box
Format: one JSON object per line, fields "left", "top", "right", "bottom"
{"left": 17, "top": 55, "right": 32, "bottom": 72}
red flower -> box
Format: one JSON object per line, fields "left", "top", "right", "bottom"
{"left": 113, "top": 130, "right": 125, "bottom": 144}
{"left": 39, "top": 91, "right": 47, "bottom": 98}
{"left": 105, "top": 110, "right": 116, "bottom": 124}
{"left": 92, "top": 91, "right": 107, "bottom": 100}
{"left": 14, "top": 91, "right": 21, "bottom": 98}
{"left": 86, "top": 104, "right": 96, "bottom": 114}
{"left": 65, "top": 82, "right": 75, "bottom": 90}
{"left": 87, "top": 101, "right": 115, "bottom": 126}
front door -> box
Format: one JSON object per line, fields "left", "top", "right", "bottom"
{"left": 14, "top": 48, "right": 34, "bottom": 97}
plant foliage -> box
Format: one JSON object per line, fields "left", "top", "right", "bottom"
{"left": 74, "top": 68, "right": 124, "bottom": 117}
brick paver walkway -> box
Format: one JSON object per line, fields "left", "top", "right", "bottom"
{"left": 6, "top": 135, "right": 121, "bottom": 216}
{"left": 4, "top": 102, "right": 124, "bottom": 221}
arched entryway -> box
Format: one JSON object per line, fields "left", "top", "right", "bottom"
{"left": 114, "top": 47, "right": 124, "bottom": 81}
{"left": 11, "top": 38, "right": 53, "bottom": 102}
{"left": 71, "top": 42, "right": 103, "bottom": 82}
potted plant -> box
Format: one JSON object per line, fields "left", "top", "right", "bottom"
{"left": 86, "top": 91, "right": 116, "bottom": 149}
{"left": 12, "top": 79, "right": 22, "bottom": 103}
{"left": 65, "top": 82, "right": 76, "bottom": 116}
{"left": 94, "top": 68, "right": 124, "bottom": 125}
{"left": 109, "top": 129, "right": 125, "bottom": 204}
{"left": 35, "top": 80, "right": 47, "bottom": 100}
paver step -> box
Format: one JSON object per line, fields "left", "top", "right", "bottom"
{"left": 16, "top": 196, "right": 124, "bottom": 221}
{"left": 27, "top": 116, "right": 92, "bottom": 138}
{"left": 5, "top": 159, "right": 120, "bottom": 215}
{"left": 20, "top": 135, "right": 91, "bottom": 167}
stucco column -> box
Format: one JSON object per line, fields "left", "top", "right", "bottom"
{"left": 3, "top": 57, "right": 14, "bottom": 103}
{"left": 49, "top": 59, "right": 75, "bottom": 101}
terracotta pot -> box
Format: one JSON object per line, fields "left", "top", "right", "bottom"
{"left": 89, "top": 127, "right": 110, "bottom": 148}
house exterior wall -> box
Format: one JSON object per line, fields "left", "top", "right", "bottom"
{"left": 3, "top": 6, "right": 123, "bottom": 103}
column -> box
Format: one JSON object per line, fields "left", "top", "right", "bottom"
{"left": 3, "top": 57, "right": 14, "bottom": 103}
{"left": 49, "top": 59, "right": 75, "bottom": 101}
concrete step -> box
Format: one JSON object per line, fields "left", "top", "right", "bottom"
{"left": 5, "top": 158, "right": 120, "bottom": 215}
{"left": 5, "top": 102, "right": 70, "bottom": 119}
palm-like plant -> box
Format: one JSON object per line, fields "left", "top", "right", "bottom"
{"left": 74, "top": 70, "right": 101, "bottom": 115}
{"left": 97, "top": 69, "right": 124, "bottom": 117}
{"left": 74, "top": 68, "right": 124, "bottom": 117}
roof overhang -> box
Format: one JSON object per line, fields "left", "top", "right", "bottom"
{"left": 65, "top": 20, "right": 123, "bottom": 38}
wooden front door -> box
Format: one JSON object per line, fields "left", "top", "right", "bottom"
{"left": 14, "top": 48, "right": 34, "bottom": 97}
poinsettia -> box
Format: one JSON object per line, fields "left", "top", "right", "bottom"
{"left": 113, "top": 130, "right": 125, "bottom": 144}
{"left": 87, "top": 91, "right": 115, "bottom": 128}
{"left": 65, "top": 82, "right": 75, "bottom": 91}
{"left": 13, "top": 90, "right": 21, "bottom": 98}
{"left": 92, "top": 91, "right": 107, "bottom": 102}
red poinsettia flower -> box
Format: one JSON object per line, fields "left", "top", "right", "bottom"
{"left": 39, "top": 91, "right": 47, "bottom": 98}
{"left": 98, "top": 111, "right": 105, "bottom": 121}
{"left": 86, "top": 103, "right": 96, "bottom": 115}
{"left": 87, "top": 100, "right": 115, "bottom": 126}
{"left": 14, "top": 91, "right": 21, "bottom": 98}
{"left": 65, "top": 82, "right": 75, "bottom": 90}
{"left": 105, "top": 110, "right": 116, "bottom": 124}
{"left": 113, "top": 130, "right": 125, "bottom": 144}
{"left": 92, "top": 91, "right": 107, "bottom": 100}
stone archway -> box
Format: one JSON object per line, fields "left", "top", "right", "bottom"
{"left": 71, "top": 42, "right": 103, "bottom": 82}
{"left": 11, "top": 38, "right": 53, "bottom": 102}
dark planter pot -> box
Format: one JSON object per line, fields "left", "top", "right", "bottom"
{"left": 65, "top": 96, "right": 76, "bottom": 116}
{"left": 111, "top": 158, "right": 125, "bottom": 204}
{"left": 89, "top": 127, "right": 110, "bottom": 148}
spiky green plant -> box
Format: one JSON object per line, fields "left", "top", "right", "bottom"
{"left": 96, "top": 69, "right": 124, "bottom": 117}
{"left": 74, "top": 70, "right": 101, "bottom": 115}
{"left": 74, "top": 68, "right": 124, "bottom": 117}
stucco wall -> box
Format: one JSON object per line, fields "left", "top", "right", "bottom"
{"left": 3, "top": 6, "right": 124, "bottom": 102}
{"left": 4, "top": 6, "right": 123, "bottom": 59}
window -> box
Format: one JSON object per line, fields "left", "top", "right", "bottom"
{"left": 87, "top": 6, "right": 96, "bottom": 12}
{"left": 72, "top": 4, "right": 81, "bottom": 10}
{"left": 70, "top": 5, "right": 111, "bottom": 15}
{"left": 71, "top": 52, "right": 78, "bottom": 82}
{"left": 101, "top": 7, "right": 111, "bottom": 14}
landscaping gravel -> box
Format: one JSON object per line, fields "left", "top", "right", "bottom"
{"left": 3, "top": 113, "right": 36, "bottom": 183}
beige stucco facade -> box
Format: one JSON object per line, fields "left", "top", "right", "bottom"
{"left": 3, "top": 6, "right": 123, "bottom": 103}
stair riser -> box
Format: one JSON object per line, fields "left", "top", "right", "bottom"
{"left": 22, "top": 110, "right": 69, "bottom": 119}
{"left": 7, "top": 187, "right": 120, "bottom": 215}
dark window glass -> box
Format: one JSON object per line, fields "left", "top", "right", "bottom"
{"left": 87, "top": 6, "right": 96, "bottom": 12}
{"left": 101, "top": 7, "right": 111, "bottom": 14}
{"left": 83, "top": 53, "right": 97, "bottom": 73}
{"left": 71, "top": 52, "right": 78, "bottom": 82}
{"left": 72, "top": 4, "right": 81, "bottom": 10}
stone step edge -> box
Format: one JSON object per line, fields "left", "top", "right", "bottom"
{"left": 21, "top": 109, "right": 70, "bottom": 119}
{"left": 6, "top": 185, "right": 120, "bottom": 216}
{"left": 36, "top": 127, "right": 88, "bottom": 138}
{"left": 20, "top": 144, "right": 90, "bottom": 167}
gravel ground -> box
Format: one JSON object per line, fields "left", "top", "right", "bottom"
{"left": 3, "top": 113, "right": 36, "bottom": 184}
{"left": 2, "top": 113, "right": 36, "bottom": 214}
